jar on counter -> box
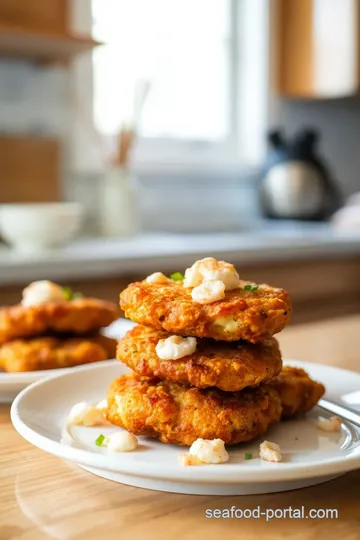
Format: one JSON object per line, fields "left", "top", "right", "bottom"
{"left": 99, "top": 165, "right": 141, "bottom": 238}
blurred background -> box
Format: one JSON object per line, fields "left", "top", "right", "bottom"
{"left": 0, "top": 0, "right": 359, "bottom": 322}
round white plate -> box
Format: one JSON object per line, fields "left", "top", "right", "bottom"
{"left": 0, "top": 318, "right": 134, "bottom": 403}
{"left": 11, "top": 359, "right": 360, "bottom": 495}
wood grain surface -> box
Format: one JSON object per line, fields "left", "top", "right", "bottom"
{"left": 278, "top": 0, "right": 359, "bottom": 98}
{"left": 1, "top": 315, "right": 360, "bottom": 540}
{"left": 0, "top": 0, "right": 68, "bottom": 33}
{"left": 0, "top": 135, "right": 60, "bottom": 203}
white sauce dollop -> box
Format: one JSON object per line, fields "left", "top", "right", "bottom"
{"left": 189, "top": 438, "right": 229, "bottom": 464}
{"left": 22, "top": 280, "right": 67, "bottom": 306}
{"left": 184, "top": 258, "right": 240, "bottom": 291}
{"left": 155, "top": 335, "right": 197, "bottom": 360}
{"left": 191, "top": 280, "right": 225, "bottom": 304}
{"left": 106, "top": 431, "right": 138, "bottom": 453}
{"left": 145, "top": 272, "right": 170, "bottom": 284}
{"left": 259, "top": 440, "right": 282, "bottom": 462}
{"left": 68, "top": 401, "right": 108, "bottom": 427}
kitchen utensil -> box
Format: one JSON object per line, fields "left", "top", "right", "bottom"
{"left": 318, "top": 398, "right": 360, "bottom": 428}
{"left": 260, "top": 128, "right": 340, "bottom": 220}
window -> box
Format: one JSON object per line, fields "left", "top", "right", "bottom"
{"left": 92, "top": 0, "right": 231, "bottom": 142}
{"left": 86, "top": 0, "right": 270, "bottom": 170}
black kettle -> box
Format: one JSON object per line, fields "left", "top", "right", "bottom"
{"left": 260, "top": 128, "right": 341, "bottom": 220}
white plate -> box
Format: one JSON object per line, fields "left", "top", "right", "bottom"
{"left": 0, "top": 318, "right": 135, "bottom": 403}
{"left": 11, "top": 359, "right": 360, "bottom": 495}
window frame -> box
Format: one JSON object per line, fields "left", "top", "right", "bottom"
{"left": 70, "top": 0, "right": 272, "bottom": 174}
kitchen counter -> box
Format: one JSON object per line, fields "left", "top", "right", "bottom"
{"left": 1, "top": 228, "right": 360, "bottom": 321}
{"left": 1, "top": 228, "right": 360, "bottom": 285}
{"left": 1, "top": 315, "right": 360, "bottom": 539}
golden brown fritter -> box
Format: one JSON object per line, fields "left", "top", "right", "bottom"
{"left": 0, "top": 298, "right": 118, "bottom": 345}
{"left": 92, "top": 334, "right": 117, "bottom": 359}
{"left": 271, "top": 366, "right": 325, "bottom": 418}
{"left": 0, "top": 335, "right": 117, "bottom": 373}
{"left": 117, "top": 324, "right": 282, "bottom": 392}
{"left": 120, "top": 280, "right": 290, "bottom": 343}
{"left": 106, "top": 373, "right": 282, "bottom": 446}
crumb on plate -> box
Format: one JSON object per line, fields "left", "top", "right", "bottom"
{"left": 259, "top": 440, "right": 282, "bottom": 462}
{"left": 316, "top": 415, "right": 341, "bottom": 432}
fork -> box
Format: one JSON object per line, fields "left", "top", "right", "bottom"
{"left": 318, "top": 398, "right": 360, "bottom": 428}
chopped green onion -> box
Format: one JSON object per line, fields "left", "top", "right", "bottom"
{"left": 62, "top": 286, "right": 83, "bottom": 300}
{"left": 243, "top": 284, "right": 259, "bottom": 292}
{"left": 244, "top": 452, "right": 253, "bottom": 460}
{"left": 62, "top": 286, "right": 74, "bottom": 300}
{"left": 95, "top": 433, "right": 106, "bottom": 447}
{"left": 170, "top": 272, "right": 185, "bottom": 281}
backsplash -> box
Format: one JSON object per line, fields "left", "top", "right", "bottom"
{"left": 278, "top": 97, "right": 360, "bottom": 198}
{"left": 66, "top": 169, "right": 261, "bottom": 235}
{"left": 0, "top": 59, "right": 71, "bottom": 136}
{"left": 138, "top": 171, "right": 260, "bottom": 233}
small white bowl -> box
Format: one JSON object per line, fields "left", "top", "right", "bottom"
{"left": 0, "top": 203, "right": 83, "bottom": 253}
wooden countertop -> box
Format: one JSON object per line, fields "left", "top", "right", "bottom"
{"left": 1, "top": 315, "right": 360, "bottom": 540}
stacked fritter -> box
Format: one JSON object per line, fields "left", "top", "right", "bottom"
{"left": 108, "top": 259, "right": 325, "bottom": 446}
{"left": 0, "top": 281, "right": 118, "bottom": 372}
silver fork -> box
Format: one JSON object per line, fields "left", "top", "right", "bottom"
{"left": 318, "top": 398, "right": 360, "bottom": 428}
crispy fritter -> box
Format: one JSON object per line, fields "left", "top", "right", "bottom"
{"left": 271, "top": 366, "right": 325, "bottom": 418}
{"left": 120, "top": 280, "right": 290, "bottom": 343}
{"left": 0, "top": 298, "right": 118, "bottom": 344}
{"left": 92, "top": 334, "right": 117, "bottom": 359}
{"left": 0, "top": 335, "right": 117, "bottom": 372}
{"left": 106, "top": 373, "right": 282, "bottom": 446}
{"left": 117, "top": 324, "right": 282, "bottom": 392}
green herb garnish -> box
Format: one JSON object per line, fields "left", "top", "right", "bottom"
{"left": 244, "top": 284, "right": 259, "bottom": 292}
{"left": 95, "top": 433, "right": 107, "bottom": 447}
{"left": 170, "top": 272, "right": 185, "bottom": 281}
{"left": 244, "top": 452, "right": 253, "bottom": 460}
{"left": 62, "top": 286, "right": 74, "bottom": 300}
{"left": 62, "top": 286, "right": 83, "bottom": 300}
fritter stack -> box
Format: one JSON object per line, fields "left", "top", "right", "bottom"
{"left": 0, "top": 282, "right": 118, "bottom": 372}
{"left": 108, "top": 260, "right": 325, "bottom": 446}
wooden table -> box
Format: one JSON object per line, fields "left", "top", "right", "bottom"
{"left": 1, "top": 316, "right": 360, "bottom": 540}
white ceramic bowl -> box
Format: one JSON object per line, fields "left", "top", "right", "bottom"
{"left": 0, "top": 203, "right": 83, "bottom": 253}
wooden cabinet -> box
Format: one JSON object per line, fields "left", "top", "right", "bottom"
{"left": 0, "top": 135, "right": 60, "bottom": 203}
{"left": 278, "top": 0, "right": 359, "bottom": 98}
{"left": 0, "top": 0, "right": 98, "bottom": 64}
{"left": 0, "top": 0, "right": 68, "bottom": 34}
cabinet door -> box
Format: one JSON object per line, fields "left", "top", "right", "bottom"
{"left": 0, "top": 135, "right": 60, "bottom": 203}
{"left": 278, "top": 0, "right": 359, "bottom": 98}
{"left": 0, "top": 0, "right": 68, "bottom": 34}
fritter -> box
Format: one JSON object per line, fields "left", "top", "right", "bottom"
{"left": 120, "top": 280, "right": 290, "bottom": 342}
{"left": 117, "top": 324, "right": 282, "bottom": 392}
{"left": 106, "top": 373, "right": 282, "bottom": 446}
{"left": 271, "top": 366, "right": 325, "bottom": 418}
{"left": 0, "top": 335, "right": 117, "bottom": 372}
{"left": 0, "top": 298, "right": 118, "bottom": 344}
{"left": 92, "top": 334, "right": 117, "bottom": 359}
